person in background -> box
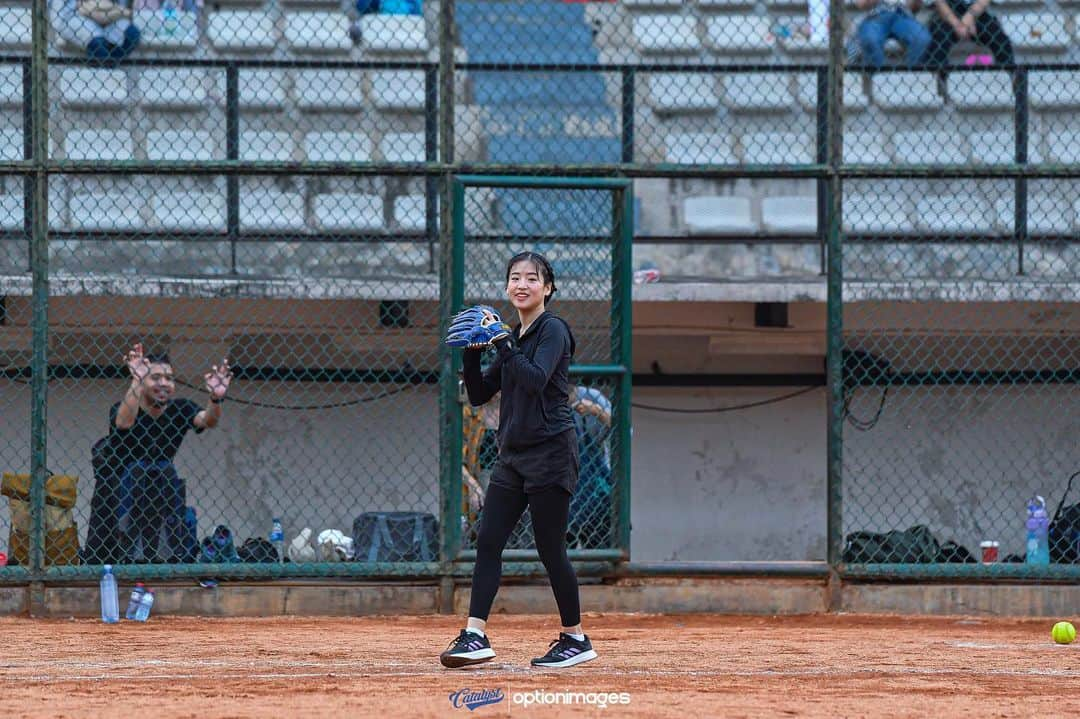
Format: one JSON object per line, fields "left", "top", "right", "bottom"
{"left": 53, "top": 0, "right": 141, "bottom": 65}
{"left": 923, "top": 0, "right": 1014, "bottom": 71}
{"left": 854, "top": 0, "right": 931, "bottom": 68}
{"left": 567, "top": 384, "right": 613, "bottom": 550}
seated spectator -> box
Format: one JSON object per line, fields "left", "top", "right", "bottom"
{"left": 53, "top": 0, "right": 141, "bottom": 65}
{"left": 924, "top": 0, "right": 1014, "bottom": 70}
{"left": 854, "top": 0, "right": 931, "bottom": 68}
{"left": 356, "top": 0, "right": 422, "bottom": 15}
{"left": 83, "top": 343, "right": 231, "bottom": 564}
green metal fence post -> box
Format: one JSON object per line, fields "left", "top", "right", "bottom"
{"left": 613, "top": 187, "right": 633, "bottom": 559}
{"left": 28, "top": 0, "right": 51, "bottom": 582}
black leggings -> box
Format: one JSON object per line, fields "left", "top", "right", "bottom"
{"left": 468, "top": 483, "right": 581, "bottom": 628}
{"left": 925, "top": 13, "right": 1015, "bottom": 69}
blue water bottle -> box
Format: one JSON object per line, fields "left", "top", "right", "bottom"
{"left": 270, "top": 517, "right": 285, "bottom": 564}
{"left": 100, "top": 565, "right": 119, "bottom": 624}
{"left": 1026, "top": 495, "right": 1050, "bottom": 565}
{"left": 134, "top": 588, "right": 156, "bottom": 622}
{"left": 124, "top": 582, "right": 146, "bottom": 620}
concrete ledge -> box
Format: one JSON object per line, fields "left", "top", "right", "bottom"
{"left": 457, "top": 577, "right": 829, "bottom": 616}
{"left": 8, "top": 579, "right": 1080, "bottom": 618}
{"left": 842, "top": 582, "right": 1080, "bottom": 617}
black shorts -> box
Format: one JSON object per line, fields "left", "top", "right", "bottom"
{"left": 490, "top": 428, "right": 578, "bottom": 495}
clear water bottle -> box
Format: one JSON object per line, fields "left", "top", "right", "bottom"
{"left": 1026, "top": 495, "right": 1050, "bottom": 565}
{"left": 162, "top": 0, "right": 178, "bottom": 35}
{"left": 270, "top": 517, "right": 285, "bottom": 564}
{"left": 124, "top": 582, "right": 146, "bottom": 620}
{"left": 100, "top": 565, "right": 119, "bottom": 624}
{"left": 134, "top": 588, "right": 155, "bottom": 622}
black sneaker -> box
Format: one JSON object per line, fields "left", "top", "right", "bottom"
{"left": 530, "top": 633, "right": 597, "bottom": 668}
{"left": 440, "top": 629, "right": 496, "bottom": 668}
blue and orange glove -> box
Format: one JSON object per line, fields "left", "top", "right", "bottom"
{"left": 445, "top": 305, "right": 512, "bottom": 349}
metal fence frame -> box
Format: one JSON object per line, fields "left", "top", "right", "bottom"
{"left": 0, "top": 0, "right": 1076, "bottom": 586}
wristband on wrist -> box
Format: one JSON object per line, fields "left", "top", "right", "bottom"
{"left": 210, "top": 396, "right": 225, "bottom": 405}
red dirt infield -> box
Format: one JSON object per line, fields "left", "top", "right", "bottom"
{"left": 2, "top": 612, "right": 1079, "bottom": 717}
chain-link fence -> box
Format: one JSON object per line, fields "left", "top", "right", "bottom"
{"left": 1, "top": 1, "right": 1078, "bottom": 582}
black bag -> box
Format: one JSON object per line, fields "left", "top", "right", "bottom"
{"left": 353, "top": 511, "right": 438, "bottom": 562}
{"left": 1050, "top": 471, "right": 1080, "bottom": 564}
{"left": 237, "top": 537, "right": 280, "bottom": 563}
{"left": 82, "top": 435, "right": 126, "bottom": 564}
{"left": 842, "top": 524, "right": 941, "bottom": 563}
{"left": 937, "top": 540, "right": 977, "bottom": 563}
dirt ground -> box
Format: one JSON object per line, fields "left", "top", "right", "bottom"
{"left": 2, "top": 612, "right": 1080, "bottom": 718}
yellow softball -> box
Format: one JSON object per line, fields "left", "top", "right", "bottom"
{"left": 1051, "top": 621, "right": 1076, "bottom": 645}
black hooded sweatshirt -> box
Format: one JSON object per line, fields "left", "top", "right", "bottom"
{"left": 462, "top": 311, "right": 577, "bottom": 455}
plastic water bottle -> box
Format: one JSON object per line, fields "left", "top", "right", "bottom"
{"left": 1026, "top": 495, "right": 1050, "bottom": 565}
{"left": 270, "top": 517, "right": 285, "bottom": 564}
{"left": 134, "top": 588, "right": 155, "bottom": 622}
{"left": 162, "top": 0, "right": 178, "bottom": 35}
{"left": 100, "top": 565, "right": 119, "bottom": 624}
{"left": 124, "top": 582, "right": 146, "bottom": 620}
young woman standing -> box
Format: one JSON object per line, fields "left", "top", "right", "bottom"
{"left": 440, "top": 251, "right": 597, "bottom": 670}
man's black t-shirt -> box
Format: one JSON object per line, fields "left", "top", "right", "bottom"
{"left": 108, "top": 398, "right": 203, "bottom": 465}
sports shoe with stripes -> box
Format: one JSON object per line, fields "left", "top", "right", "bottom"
{"left": 440, "top": 629, "right": 496, "bottom": 668}
{"left": 530, "top": 633, "right": 598, "bottom": 668}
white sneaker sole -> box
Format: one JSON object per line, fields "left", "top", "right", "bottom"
{"left": 440, "top": 647, "right": 496, "bottom": 668}
{"left": 530, "top": 649, "right": 598, "bottom": 668}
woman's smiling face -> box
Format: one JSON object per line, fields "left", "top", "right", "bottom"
{"left": 506, "top": 258, "right": 551, "bottom": 313}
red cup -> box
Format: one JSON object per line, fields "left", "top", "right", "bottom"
{"left": 0, "top": 552, "right": 7, "bottom": 567}
{"left": 979, "top": 541, "right": 999, "bottom": 564}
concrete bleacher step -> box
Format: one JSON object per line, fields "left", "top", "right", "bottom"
{"left": 472, "top": 73, "right": 607, "bottom": 107}
{"left": 0, "top": 127, "right": 20, "bottom": 161}
{"left": 683, "top": 196, "right": 757, "bottom": 234}
{"left": 0, "top": 65, "right": 22, "bottom": 107}
{"left": 873, "top": 73, "right": 943, "bottom": 111}
{"left": 294, "top": 69, "right": 365, "bottom": 111}
{"left": 1029, "top": 70, "right": 1080, "bottom": 109}
{"left": 64, "top": 129, "right": 133, "bottom": 162}
{"left": 742, "top": 132, "right": 813, "bottom": 164}
{"left": 994, "top": 195, "right": 1073, "bottom": 234}
{"left": 394, "top": 195, "right": 427, "bottom": 231}
{"left": 704, "top": 16, "right": 773, "bottom": 54}
{"left": 139, "top": 69, "right": 209, "bottom": 109}
{"left": 948, "top": 72, "right": 1014, "bottom": 111}
{"left": 313, "top": 193, "right": 385, "bottom": 231}
{"left": 380, "top": 132, "right": 426, "bottom": 162}
{"left": 795, "top": 73, "right": 868, "bottom": 111}
{"left": 207, "top": 11, "right": 279, "bottom": 53}
{"left": 647, "top": 73, "right": 719, "bottom": 113}
{"left": 240, "top": 131, "right": 296, "bottom": 162}
{"left": 665, "top": 132, "right": 737, "bottom": 164}
{"left": 69, "top": 193, "right": 143, "bottom": 232}
{"left": 360, "top": 15, "right": 430, "bottom": 54}
{"left": 153, "top": 193, "right": 227, "bottom": 231}
{"left": 486, "top": 135, "right": 620, "bottom": 164}
{"left": 844, "top": 131, "right": 890, "bottom": 164}
{"left": 59, "top": 68, "right": 128, "bottom": 108}
{"left": 370, "top": 70, "right": 426, "bottom": 112}
{"left": 916, "top": 196, "right": 993, "bottom": 233}
{"left": 233, "top": 69, "right": 289, "bottom": 110}
{"left": 892, "top": 131, "right": 967, "bottom": 164}
{"left": 844, "top": 194, "right": 915, "bottom": 233}
{"left": 240, "top": 189, "right": 306, "bottom": 231}
{"left": 147, "top": 130, "right": 216, "bottom": 161}
{"left": 304, "top": 132, "right": 373, "bottom": 163}
{"left": 1000, "top": 13, "right": 1070, "bottom": 51}
{"left": 634, "top": 15, "right": 702, "bottom": 55}
{"left": 134, "top": 9, "right": 199, "bottom": 51}
{"left": 723, "top": 73, "right": 792, "bottom": 112}
{"left": 285, "top": 12, "right": 352, "bottom": 54}
{"left": 0, "top": 7, "right": 31, "bottom": 50}
{"left": 0, "top": 192, "right": 24, "bottom": 231}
